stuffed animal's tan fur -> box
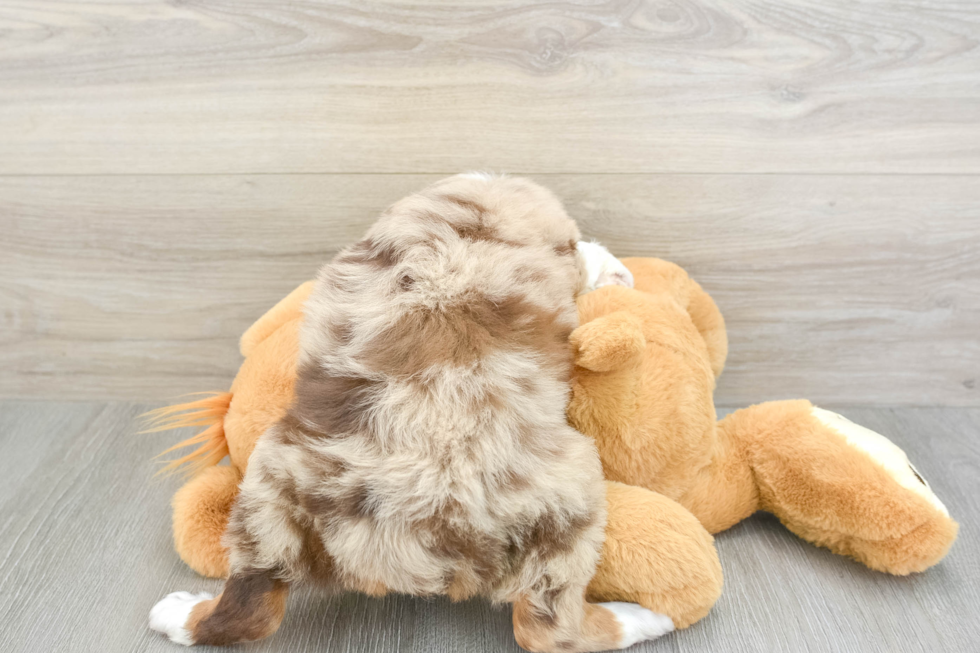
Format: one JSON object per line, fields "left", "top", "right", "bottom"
{"left": 149, "top": 186, "right": 957, "bottom": 651}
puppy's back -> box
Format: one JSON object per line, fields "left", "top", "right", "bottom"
{"left": 298, "top": 174, "right": 585, "bottom": 442}
{"left": 249, "top": 175, "right": 604, "bottom": 600}
{"left": 152, "top": 177, "right": 673, "bottom": 652}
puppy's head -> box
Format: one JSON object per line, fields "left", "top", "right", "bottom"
{"left": 425, "top": 173, "right": 582, "bottom": 256}
{"left": 428, "top": 175, "right": 634, "bottom": 296}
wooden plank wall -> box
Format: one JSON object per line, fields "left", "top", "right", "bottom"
{"left": 1, "top": 1, "right": 978, "bottom": 405}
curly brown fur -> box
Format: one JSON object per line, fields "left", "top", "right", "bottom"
{"left": 150, "top": 175, "right": 670, "bottom": 652}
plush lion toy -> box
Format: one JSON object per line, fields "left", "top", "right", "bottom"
{"left": 148, "top": 257, "right": 957, "bottom": 631}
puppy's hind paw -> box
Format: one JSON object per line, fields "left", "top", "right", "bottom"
{"left": 149, "top": 591, "right": 212, "bottom": 646}
{"left": 600, "top": 601, "right": 675, "bottom": 648}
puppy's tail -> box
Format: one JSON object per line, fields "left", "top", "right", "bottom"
{"left": 141, "top": 392, "right": 233, "bottom": 477}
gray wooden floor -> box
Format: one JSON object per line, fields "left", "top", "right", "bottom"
{"left": 0, "top": 401, "right": 976, "bottom": 653}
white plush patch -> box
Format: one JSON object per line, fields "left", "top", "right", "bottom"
{"left": 600, "top": 601, "right": 675, "bottom": 648}
{"left": 149, "top": 591, "right": 212, "bottom": 646}
{"left": 576, "top": 241, "right": 634, "bottom": 294}
{"left": 811, "top": 407, "right": 949, "bottom": 516}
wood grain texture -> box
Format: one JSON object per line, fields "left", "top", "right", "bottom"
{"left": 2, "top": 174, "right": 977, "bottom": 405}
{"left": 0, "top": 403, "right": 977, "bottom": 652}
{"left": 1, "top": 1, "right": 979, "bottom": 174}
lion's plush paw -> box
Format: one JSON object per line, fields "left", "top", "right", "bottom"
{"left": 577, "top": 241, "right": 634, "bottom": 293}
{"left": 811, "top": 407, "right": 949, "bottom": 516}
